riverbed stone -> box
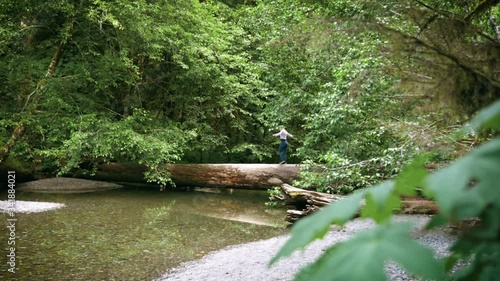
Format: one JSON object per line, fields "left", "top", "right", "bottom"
{"left": 17, "top": 177, "right": 123, "bottom": 193}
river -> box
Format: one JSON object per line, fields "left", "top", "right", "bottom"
{"left": 0, "top": 184, "right": 288, "bottom": 280}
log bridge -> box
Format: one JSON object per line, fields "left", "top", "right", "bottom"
{"left": 93, "top": 163, "right": 302, "bottom": 190}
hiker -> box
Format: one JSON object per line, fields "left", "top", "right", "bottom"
{"left": 272, "top": 128, "right": 293, "bottom": 164}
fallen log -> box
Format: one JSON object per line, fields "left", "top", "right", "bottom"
{"left": 88, "top": 162, "right": 302, "bottom": 189}
{"left": 168, "top": 164, "right": 301, "bottom": 189}
{"left": 400, "top": 196, "right": 440, "bottom": 214}
{"left": 270, "top": 184, "right": 345, "bottom": 222}
{"left": 273, "top": 184, "right": 439, "bottom": 222}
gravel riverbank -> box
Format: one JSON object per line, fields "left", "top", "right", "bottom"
{"left": 156, "top": 215, "right": 456, "bottom": 281}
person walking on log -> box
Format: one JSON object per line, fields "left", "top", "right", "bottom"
{"left": 273, "top": 128, "right": 293, "bottom": 164}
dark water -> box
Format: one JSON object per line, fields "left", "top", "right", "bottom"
{"left": 0, "top": 185, "right": 288, "bottom": 281}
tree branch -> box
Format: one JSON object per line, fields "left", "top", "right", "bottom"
{"left": 414, "top": 0, "right": 452, "bottom": 18}
{"left": 464, "top": 0, "right": 500, "bottom": 22}
{"left": 489, "top": 11, "right": 500, "bottom": 40}
{"left": 374, "top": 23, "right": 500, "bottom": 89}
{"left": 413, "top": 0, "right": 498, "bottom": 42}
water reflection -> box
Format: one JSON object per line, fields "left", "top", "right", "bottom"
{"left": 183, "top": 187, "right": 284, "bottom": 226}
{"left": 0, "top": 185, "right": 288, "bottom": 281}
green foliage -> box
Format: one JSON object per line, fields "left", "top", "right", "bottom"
{"left": 38, "top": 109, "right": 190, "bottom": 185}
{"left": 265, "top": 186, "right": 283, "bottom": 207}
{"left": 295, "top": 146, "right": 415, "bottom": 194}
{"left": 267, "top": 186, "right": 283, "bottom": 197}
{"left": 463, "top": 100, "right": 500, "bottom": 135}
{"left": 271, "top": 191, "right": 365, "bottom": 262}
{"left": 240, "top": 0, "right": 424, "bottom": 186}
{"left": 239, "top": 0, "right": 499, "bottom": 192}
{"left": 426, "top": 139, "right": 500, "bottom": 222}
{"left": 295, "top": 222, "right": 446, "bottom": 281}
{"left": 1, "top": 0, "right": 498, "bottom": 278}
{"left": 265, "top": 201, "right": 278, "bottom": 208}
{"left": 272, "top": 100, "right": 500, "bottom": 281}
{"left": 1, "top": 0, "right": 498, "bottom": 188}
{"left": 230, "top": 143, "right": 273, "bottom": 163}
{"left": 1, "top": 0, "right": 272, "bottom": 177}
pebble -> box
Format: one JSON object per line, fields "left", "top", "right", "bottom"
{"left": 155, "top": 215, "right": 457, "bottom": 281}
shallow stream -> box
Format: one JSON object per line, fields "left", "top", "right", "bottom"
{"left": 0, "top": 184, "right": 288, "bottom": 280}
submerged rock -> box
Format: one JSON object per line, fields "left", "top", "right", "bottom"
{"left": 17, "top": 177, "right": 123, "bottom": 193}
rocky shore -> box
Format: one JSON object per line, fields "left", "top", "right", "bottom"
{"left": 17, "top": 177, "right": 123, "bottom": 193}
{"left": 1, "top": 177, "right": 120, "bottom": 213}
{"left": 156, "top": 215, "right": 457, "bottom": 281}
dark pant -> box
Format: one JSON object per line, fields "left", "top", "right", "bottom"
{"left": 278, "top": 139, "right": 288, "bottom": 162}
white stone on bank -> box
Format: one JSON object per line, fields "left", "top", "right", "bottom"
{"left": 0, "top": 200, "right": 65, "bottom": 213}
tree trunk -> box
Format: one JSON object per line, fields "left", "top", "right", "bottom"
{"left": 169, "top": 163, "right": 301, "bottom": 189}
{"left": 0, "top": 124, "right": 25, "bottom": 164}
{"left": 272, "top": 184, "right": 346, "bottom": 222}
{"left": 89, "top": 162, "right": 302, "bottom": 189}
{"left": 273, "top": 184, "right": 439, "bottom": 223}
{"left": 0, "top": 40, "right": 66, "bottom": 164}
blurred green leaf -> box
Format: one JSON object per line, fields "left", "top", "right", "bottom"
{"left": 395, "top": 153, "right": 432, "bottom": 195}
{"left": 426, "top": 138, "right": 500, "bottom": 220}
{"left": 361, "top": 181, "right": 399, "bottom": 223}
{"left": 459, "top": 99, "right": 500, "bottom": 136}
{"left": 270, "top": 191, "right": 365, "bottom": 264}
{"left": 294, "top": 223, "right": 446, "bottom": 281}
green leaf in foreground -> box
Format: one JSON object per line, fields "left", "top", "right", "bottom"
{"left": 294, "top": 223, "right": 447, "bottom": 281}
{"left": 270, "top": 191, "right": 365, "bottom": 265}
{"left": 460, "top": 99, "right": 500, "bottom": 135}
{"left": 394, "top": 153, "right": 432, "bottom": 195}
{"left": 426, "top": 138, "right": 500, "bottom": 220}
{"left": 360, "top": 153, "right": 432, "bottom": 223}
{"left": 361, "top": 181, "right": 399, "bottom": 223}
{"left": 361, "top": 153, "right": 434, "bottom": 223}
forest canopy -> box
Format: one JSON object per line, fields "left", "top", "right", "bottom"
{"left": 1, "top": 0, "right": 499, "bottom": 188}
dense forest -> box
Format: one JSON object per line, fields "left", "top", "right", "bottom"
{"left": 1, "top": 0, "right": 499, "bottom": 188}
{"left": 2, "top": 1, "right": 499, "bottom": 280}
